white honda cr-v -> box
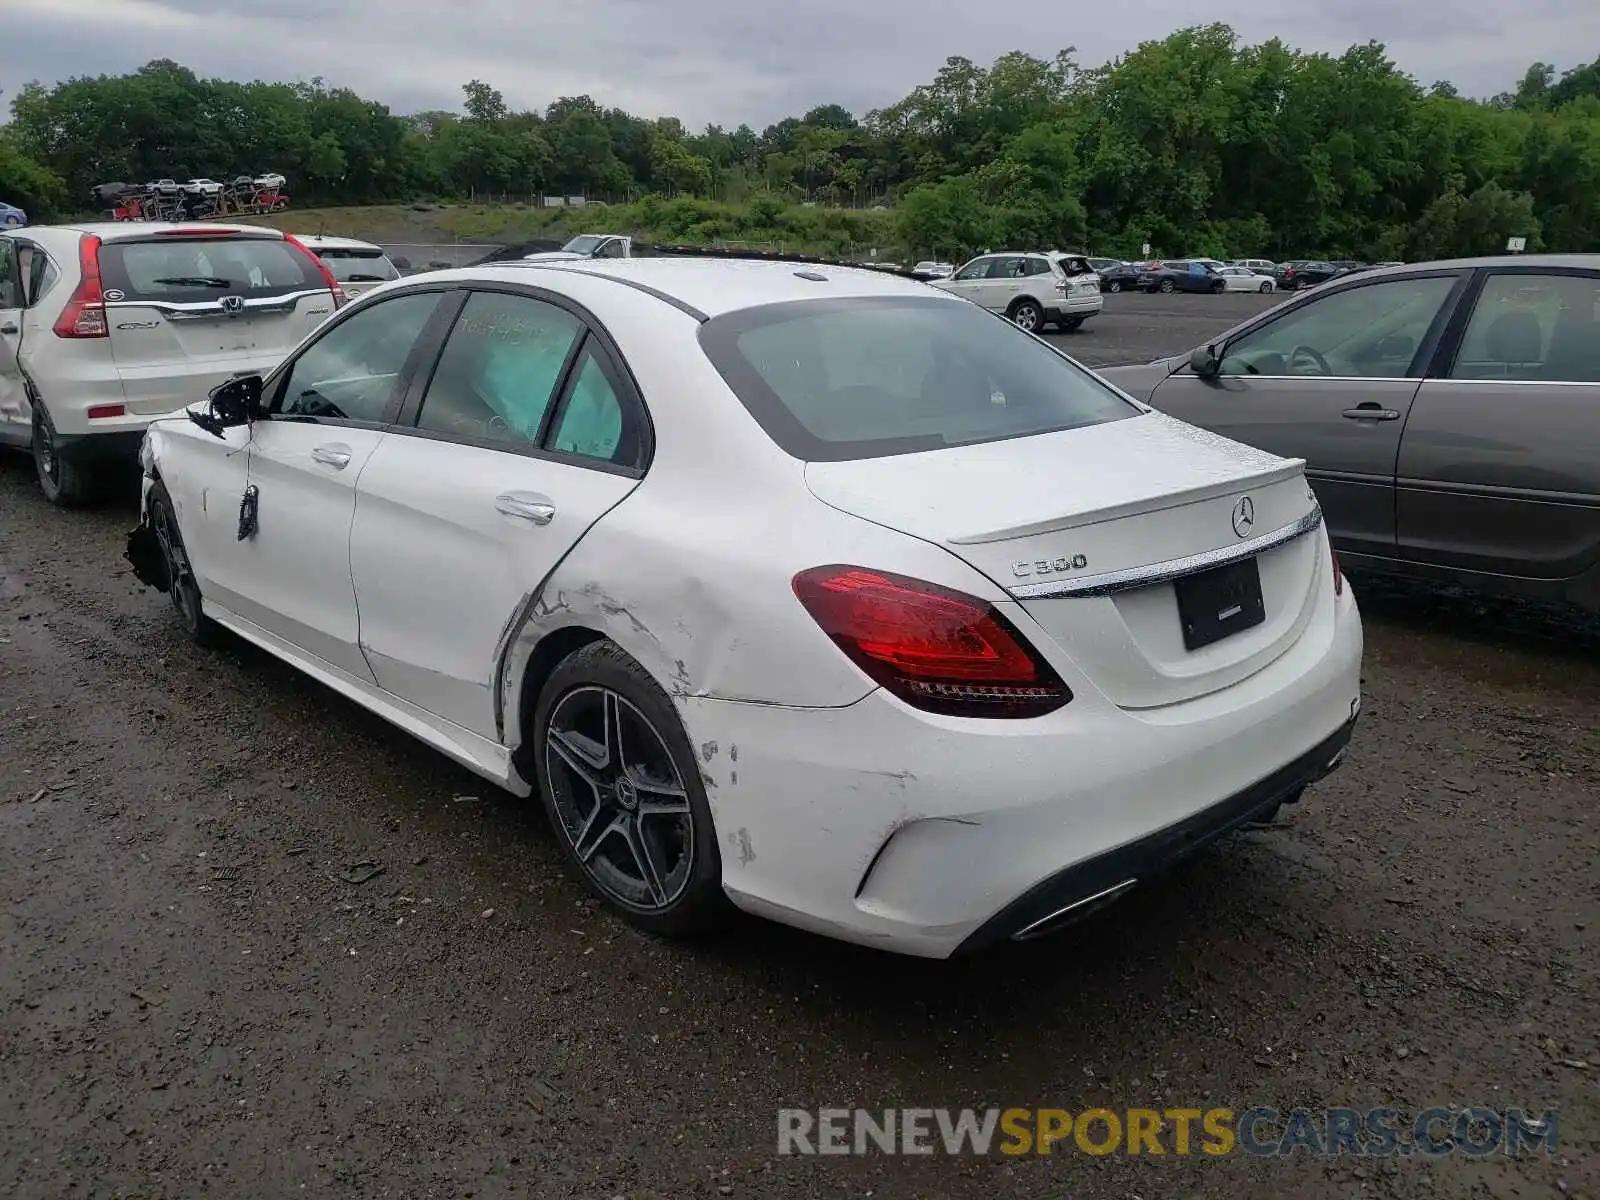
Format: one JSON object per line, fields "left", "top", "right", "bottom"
{"left": 0, "top": 221, "right": 344, "bottom": 504}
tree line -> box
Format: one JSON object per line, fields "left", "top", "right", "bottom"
{"left": 3, "top": 24, "right": 1598, "bottom": 261}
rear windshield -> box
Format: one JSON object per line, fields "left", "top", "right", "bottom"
{"left": 99, "top": 236, "right": 322, "bottom": 304}
{"left": 313, "top": 247, "right": 400, "bottom": 283}
{"left": 698, "top": 295, "right": 1139, "bottom": 461}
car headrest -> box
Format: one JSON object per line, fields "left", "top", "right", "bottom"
{"left": 1483, "top": 310, "right": 1543, "bottom": 363}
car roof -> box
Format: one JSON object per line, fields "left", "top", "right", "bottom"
{"left": 465, "top": 257, "right": 951, "bottom": 319}
{"left": 18, "top": 221, "right": 287, "bottom": 242}
{"left": 294, "top": 234, "right": 384, "bottom": 251}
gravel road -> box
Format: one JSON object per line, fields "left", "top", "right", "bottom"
{"left": 2, "top": 292, "right": 1597, "bottom": 1199}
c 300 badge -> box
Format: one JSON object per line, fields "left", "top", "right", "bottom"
{"left": 1013, "top": 555, "right": 1088, "bottom": 578}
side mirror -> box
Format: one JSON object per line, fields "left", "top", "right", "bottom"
{"left": 1189, "top": 345, "right": 1222, "bottom": 379}
{"left": 190, "top": 373, "right": 264, "bottom": 437}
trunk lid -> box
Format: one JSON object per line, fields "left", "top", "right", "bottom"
{"left": 99, "top": 232, "right": 335, "bottom": 415}
{"left": 804, "top": 411, "right": 1327, "bottom": 709}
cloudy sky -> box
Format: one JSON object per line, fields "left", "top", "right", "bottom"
{"left": 4, "top": 0, "right": 1598, "bottom": 127}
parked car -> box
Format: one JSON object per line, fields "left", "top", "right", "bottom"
{"left": 911, "top": 261, "right": 955, "bottom": 280}
{"left": 1099, "top": 256, "right": 1600, "bottom": 611}
{"left": 1097, "top": 262, "right": 1142, "bottom": 293}
{"left": 124, "top": 257, "right": 1361, "bottom": 957}
{"left": 1230, "top": 259, "right": 1277, "bottom": 275}
{"left": 294, "top": 234, "right": 402, "bottom": 299}
{"left": 525, "top": 233, "right": 633, "bottom": 262}
{"left": 1138, "top": 261, "right": 1227, "bottom": 294}
{"left": 1217, "top": 266, "right": 1276, "bottom": 293}
{"left": 185, "top": 179, "right": 224, "bottom": 195}
{"left": 1276, "top": 261, "right": 1342, "bottom": 290}
{"left": 0, "top": 221, "right": 346, "bottom": 505}
{"left": 0, "top": 201, "right": 27, "bottom": 228}
{"left": 932, "top": 250, "right": 1104, "bottom": 332}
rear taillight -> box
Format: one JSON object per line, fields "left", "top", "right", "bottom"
{"left": 54, "top": 234, "right": 108, "bottom": 338}
{"left": 792, "top": 566, "right": 1071, "bottom": 718}
{"left": 1330, "top": 542, "right": 1344, "bottom": 596}
{"left": 282, "top": 232, "right": 349, "bottom": 308}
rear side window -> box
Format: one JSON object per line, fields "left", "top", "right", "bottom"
{"left": 699, "top": 295, "right": 1138, "bottom": 461}
{"left": 314, "top": 247, "right": 400, "bottom": 284}
{"left": 415, "top": 291, "right": 584, "bottom": 447}
{"left": 100, "top": 236, "right": 321, "bottom": 304}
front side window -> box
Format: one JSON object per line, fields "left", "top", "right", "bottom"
{"left": 0, "top": 240, "right": 18, "bottom": 309}
{"left": 1218, "top": 276, "right": 1458, "bottom": 379}
{"left": 1449, "top": 273, "right": 1600, "bottom": 383}
{"left": 414, "top": 291, "right": 583, "bottom": 447}
{"left": 699, "top": 295, "right": 1138, "bottom": 461}
{"left": 951, "top": 258, "right": 992, "bottom": 282}
{"left": 274, "top": 291, "right": 441, "bottom": 423}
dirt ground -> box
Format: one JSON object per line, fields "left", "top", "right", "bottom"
{"left": 2, "top": 294, "right": 1597, "bottom": 1199}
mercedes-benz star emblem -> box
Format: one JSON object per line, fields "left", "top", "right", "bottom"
{"left": 1231, "top": 495, "right": 1256, "bottom": 539}
{"left": 614, "top": 775, "right": 638, "bottom": 811}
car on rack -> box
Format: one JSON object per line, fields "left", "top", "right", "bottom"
{"left": 931, "top": 250, "right": 1104, "bottom": 332}
{"left": 0, "top": 221, "right": 346, "bottom": 504}
{"left": 294, "top": 234, "right": 402, "bottom": 299}
{"left": 1138, "top": 261, "right": 1227, "bottom": 294}
{"left": 124, "top": 256, "right": 1361, "bottom": 957}
{"left": 1099, "top": 255, "right": 1600, "bottom": 611}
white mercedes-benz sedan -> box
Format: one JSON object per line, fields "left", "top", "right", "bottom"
{"left": 126, "top": 258, "right": 1363, "bottom": 957}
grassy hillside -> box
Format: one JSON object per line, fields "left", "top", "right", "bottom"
{"left": 259, "top": 198, "right": 902, "bottom": 259}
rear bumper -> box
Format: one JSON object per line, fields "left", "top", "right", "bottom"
{"left": 681, "top": 586, "right": 1363, "bottom": 957}
{"left": 954, "top": 713, "right": 1356, "bottom": 953}
{"left": 52, "top": 428, "right": 145, "bottom": 466}
{"left": 1049, "top": 295, "right": 1103, "bottom": 319}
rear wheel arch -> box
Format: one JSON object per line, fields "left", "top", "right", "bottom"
{"left": 511, "top": 624, "right": 608, "bottom": 773}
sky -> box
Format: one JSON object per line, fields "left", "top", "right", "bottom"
{"left": 3, "top": 0, "right": 1598, "bottom": 128}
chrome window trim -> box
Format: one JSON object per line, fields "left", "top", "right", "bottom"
{"left": 1008, "top": 504, "right": 1324, "bottom": 599}
{"left": 1430, "top": 377, "right": 1600, "bottom": 387}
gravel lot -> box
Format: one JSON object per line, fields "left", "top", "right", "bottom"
{"left": 2, "top": 292, "right": 1597, "bottom": 1200}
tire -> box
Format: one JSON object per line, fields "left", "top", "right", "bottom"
{"left": 1106, "top": 280, "right": 1122, "bottom": 294}
{"left": 1058, "top": 316, "right": 1084, "bottom": 332}
{"left": 1158, "top": 279, "right": 1175, "bottom": 294}
{"left": 1297, "top": 277, "right": 1314, "bottom": 290}
{"left": 1211, "top": 281, "right": 1226, "bottom": 294}
{"left": 1008, "top": 298, "right": 1044, "bottom": 333}
{"left": 32, "top": 406, "right": 98, "bottom": 507}
{"left": 1259, "top": 281, "right": 1274, "bottom": 293}
{"left": 146, "top": 480, "right": 222, "bottom": 646}
{"left": 533, "top": 640, "right": 729, "bottom": 937}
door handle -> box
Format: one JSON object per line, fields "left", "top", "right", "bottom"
{"left": 311, "top": 444, "right": 352, "bottom": 468}
{"left": 0, "top": 322, "right": 17, "bottom": 335}
{"left": 1341, "top": 405, "right": 1400, "bottom": 422}
{"left": 495, "top": 492, "right": 556, "bottom": 525}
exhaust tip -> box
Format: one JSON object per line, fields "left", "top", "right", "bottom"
{"left": 1011, "top": 878, "right": 1138, "bottom": 942}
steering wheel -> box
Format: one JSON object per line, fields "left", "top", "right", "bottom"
{"left": 291, "top": 389, "right": 347, "bottom": 420}
{"left": 1287, "top": 344, "right": 1332, "bottom": 375}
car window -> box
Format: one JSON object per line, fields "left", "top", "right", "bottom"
{"left": 991, "top": 258, "right": 1027, "bottom": 280}
{"left": 0, "top": 240, "right": 18, "bottom": 308}
{"left": 414, "top": 291, "right": 583, "bottom": 447}
{"left": 1218, "top": 276, "right": 1458, "bottom": 379}
{"left": 275, "top": 291, "right": 441, "bottom": 423}
{"left": 1024, "top": 258, "right": 1052, "bottom": 277}
{"left": 951, "top": 258, "right": 990, "bottom": 282}
{"left": 100, "top": 236, "right": 322, "bottom": 305}
{"left": 699, "top": 294, "right": 1138, "bottom": 462}
{"left": 594, "top": 239, "right": 627, "bottom": 259}
{"left": 547, "top": 348, "right": 637, "bottom": 466}
{"left": 25, "top": 246, "right": 56, "bottom": 306}
{"left": 1449, "top": 273, "right": 1600, "bottom": 383}
{"left": 312, "top": 247, "right": 400, "bottom": 283}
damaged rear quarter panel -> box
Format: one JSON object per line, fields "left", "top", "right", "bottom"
{"left": 497, "top": 459, "right": 1009, "bottom": 753}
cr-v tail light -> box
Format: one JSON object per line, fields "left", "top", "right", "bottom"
{"left": 282, "top": 232, "right": 349, "bottom": 308}
{"left": 53, "top": 234, "right": 109, "bottom": 338}
{"left": 792, "top": 565, "right": 1071, "bottom": 718}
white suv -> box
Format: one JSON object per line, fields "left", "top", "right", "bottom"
{"left": 931, "top": 251, "right": 1104, "bottom": 333}
{"left": 294, "top": 235, "right": 403, "bottom": 300}
{"left": 0, "top": 222, "right": 345, "bottom": 504}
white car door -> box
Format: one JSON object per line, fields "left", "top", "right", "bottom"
{"left": 350, "top": 288, "right": 645, "bottom": 739}
{"left": 938, "top": 256, "right": 997, "bottom": 306}
{"left": 0, "top": 237, "right": 26, "bottom": 441}
{"left": 213, "top": 288, "right": 449, "bottom": 680}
